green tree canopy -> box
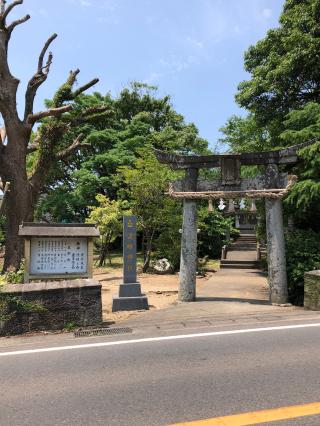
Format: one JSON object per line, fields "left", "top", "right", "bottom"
{"left": 236, "top": 0, "right": 320, "bottom": 142}
{"left": 36, "top": 83, "right": 209, "bottom": 223}
{"left": 86, "top": 195, "right": 129, "bottom": 266}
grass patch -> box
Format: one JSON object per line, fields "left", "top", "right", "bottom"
{"left": 206, "top": 259, "right": 220, "bottom": 270}
{"left": 93, "top": 252, "right": 145, "bottom": 273}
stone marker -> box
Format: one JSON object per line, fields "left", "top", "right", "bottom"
{"left": 112, "top": 216, "right": 149, "bottom": 311}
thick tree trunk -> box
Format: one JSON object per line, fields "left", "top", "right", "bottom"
{"left": 0, "top": 1, "right": 99, "bottom": 273}
{"left": 2, "top": 141, "right": 34, "bottom": 271}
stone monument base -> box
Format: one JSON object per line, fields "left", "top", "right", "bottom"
{"left": 0, "top": 279, "right": 102, "bottom": 336}
{"left": 112, "top": 282, "right": 149, "bottom": 312}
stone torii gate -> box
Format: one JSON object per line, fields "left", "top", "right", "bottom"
{"left": 155, "top": 142, "right": 313, "bottom": 305}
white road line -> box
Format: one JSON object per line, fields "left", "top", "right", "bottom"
{"left": 1, "top": 322, "right": 320, "bottom": 357}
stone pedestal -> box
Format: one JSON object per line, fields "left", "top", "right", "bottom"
{"left": 304, "top": 270, "right": 320, "bottom": 310}
{"left": 0, "top": 279, "right": 102, "bottom": 336}
{"left": 112, "top": 282, "right": 149, "bottom": 311}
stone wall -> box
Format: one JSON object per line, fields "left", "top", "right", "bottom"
{"left": 0, "top": 279, "right": 102, "bottom": 336}
{"left": 304, "top": 270, "right": 320, "bottom": 310}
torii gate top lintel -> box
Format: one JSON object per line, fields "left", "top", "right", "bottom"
{"left": 155, "top": 140, "right": 316, "bottom": 200}
{"left": 154, "top": 140, "right": 314, "bottom": 171}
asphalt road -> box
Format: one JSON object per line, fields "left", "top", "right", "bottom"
{"left": 0, "top": 321, "right": 320, "bottom": 426}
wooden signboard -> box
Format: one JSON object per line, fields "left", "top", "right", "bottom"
{"left": 19, "top": 223, "right": 99, "bottom": 283}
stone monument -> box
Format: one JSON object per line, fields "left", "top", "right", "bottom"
{"left": 112, "top": 216, "right": 149, "bottom": 311}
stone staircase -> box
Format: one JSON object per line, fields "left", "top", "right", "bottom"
{"left": 220, "top": 231, "right": 260, "bottom": 270}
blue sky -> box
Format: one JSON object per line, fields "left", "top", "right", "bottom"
{"left": 8, "top": 0, "right": 284, "bottom": 150}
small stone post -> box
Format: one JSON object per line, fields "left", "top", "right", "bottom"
{"left": 265, "top": 164, "right": 288, "bottom": 304}
{"left": 179, "top": 168, "right": 198, "bottom": 302}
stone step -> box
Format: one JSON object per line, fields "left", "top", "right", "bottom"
{"left": 237, "top": 243, "right": 256, "bottom": 245}
{"left": 221, "top": 260, "right": 259, "bottom": 265}
{"left": 229, "top": 245, "right": 256, "bottom": 251}
{"left": 220, "top": 262, "right": 260, "bottom": 269}
{"left": 233, "top": 240, "right": 256, "bottom": 243}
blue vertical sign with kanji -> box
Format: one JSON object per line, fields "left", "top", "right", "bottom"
{"left": 123, "top": 216, "right": 137, "bottom": 284}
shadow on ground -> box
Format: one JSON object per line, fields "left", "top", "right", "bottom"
{"left": 196, "top": 297, "right": 271, "bottom": 305}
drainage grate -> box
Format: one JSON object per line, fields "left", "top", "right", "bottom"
{"left": 74, "top": 327, "right": 133, "bottom": 338}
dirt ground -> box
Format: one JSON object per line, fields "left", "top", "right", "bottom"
{"left": 93, "top": 268, "right": 217, "bottom": 324}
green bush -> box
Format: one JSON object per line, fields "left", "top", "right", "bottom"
{"left": 0, "top": 259, "right": 25, "bottom": 285}
{"left": 198, "top": 207, "right": 239, "bottom": 259}
{"left": 285, "top": 230, "right": 320, "bottom": 305}
{"left": 0, "top": 291, "right": 46, "bottom": 322}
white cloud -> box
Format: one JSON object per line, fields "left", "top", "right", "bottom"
{"left": 160, "top": 54, "right": 198, "bottom": 74}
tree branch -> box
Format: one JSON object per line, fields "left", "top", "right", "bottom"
{"left": 72, "top": 78, "right": 99, "bottom": 98}
{"left": 7, "top": 13, "right": 30, "bottom": 34}
{"left": 67, "top": 105, "right": 110, "bottom": 126}
{"left": 2, "top": 0, "right": 23, "bottom": 24}
{"left": 67, "top": 68, "right": 80, "bottom": 86}
{"left": 27, "top": 105, "right": 72, "bottom": 124}
{"left": 38, "top": 33, "right": 57, "bottom": 73}
{"left": 82, "top": 105, "right": 109, "bottom": 116}
{"left": 27, "top": 142, "right": 39, "bottom": 154}
{"left": 24, "top": 33, "right": 57, "bottom": 120}
{"left": 56, "top": 133, "right": 92, "bottom": 160}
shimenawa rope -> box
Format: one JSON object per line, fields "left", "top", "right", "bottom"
{"left": 166, "top": 175, "right": 297, "bottom": 200}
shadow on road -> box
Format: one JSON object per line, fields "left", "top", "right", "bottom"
{"left": 196, "top": 296, "right": 271, "bottom": 305}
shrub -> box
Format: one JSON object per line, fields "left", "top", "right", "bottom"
{"left": 285, "top": 230, "right": 320, "bottom": 305}
{"left": 198, "top": 207, "right": 239, "bottom": 259}
{"left": 0, "top": 259, "right": 25, "bottom": 285}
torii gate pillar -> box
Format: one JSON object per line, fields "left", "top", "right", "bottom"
{"left": 265, "top": 165, "right": 288, "bottom": 304}
{"left": 179, "top": 168, "right": 198, "bottom": 301}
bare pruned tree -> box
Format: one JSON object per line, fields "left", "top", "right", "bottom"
{"left": 0, "top": 0, "right": 101, "bottom": 271}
